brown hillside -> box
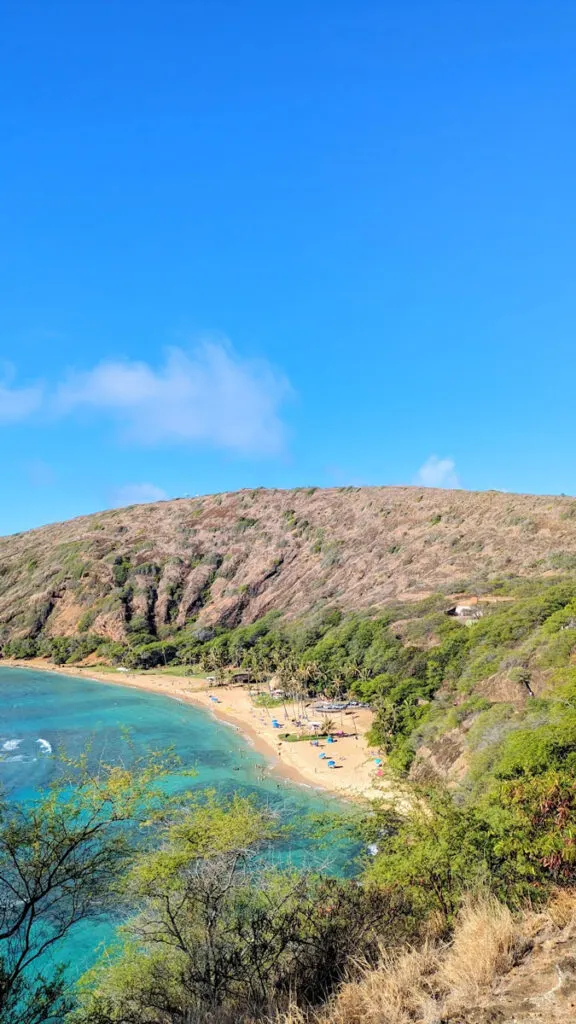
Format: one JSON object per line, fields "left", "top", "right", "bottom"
{"left": 1, "top": 485, "right": 576, "bottom": 643}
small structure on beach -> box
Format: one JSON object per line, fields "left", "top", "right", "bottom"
{"left": 231, "top": 671, "right": 252, "bottom": 685}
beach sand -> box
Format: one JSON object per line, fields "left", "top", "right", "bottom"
{"left": 1, "top": 659, "right": 389, "bottom": 802}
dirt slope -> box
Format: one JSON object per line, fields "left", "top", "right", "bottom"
{"left": 1, "top": 485, "right": 576, "bottom": 642}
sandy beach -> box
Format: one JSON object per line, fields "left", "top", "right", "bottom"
{"left": 1, "top": 659, "right": 389, "bottom": 802}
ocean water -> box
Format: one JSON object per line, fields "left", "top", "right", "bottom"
{"left": 0, "top": 667, "right": 358, "bottom": 978}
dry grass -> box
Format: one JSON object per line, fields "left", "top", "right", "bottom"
{"left": 543, "top": 887, "right": 576, "bottom": 929}
{"left": 315, "top": 946, "right": 441, "bottom": 1024}
{"left": 274, "top": 893, "right": 543, "bottom": 1024}
{"left": 439, "top": 896, "right": 516, "bottom": 1010}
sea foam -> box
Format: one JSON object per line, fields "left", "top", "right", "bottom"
{"left": 2, "top": 739, "right": 23, "bottom": 751}
{"left": 36, "top": 738, "right": 53, "bottom": 754}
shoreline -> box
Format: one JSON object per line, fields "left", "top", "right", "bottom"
{"left": 0, "top": 658, "right": 387, "bottom": 802}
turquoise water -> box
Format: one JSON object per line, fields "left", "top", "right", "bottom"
{"left": 0, "top": 667, "right": 357, "bottom": 977}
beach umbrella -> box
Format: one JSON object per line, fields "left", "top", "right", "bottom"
{"left": 327, "top": 760, "right": 336, "bottom": 767}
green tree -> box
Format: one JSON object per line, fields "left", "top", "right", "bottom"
{"left": 0, "top": 755, "right": 170, "bottom": 1024}
{"left": 364, "top": 789, "right": 501, "bottom": 924}
{"left": 72, "top": 796, "right": 409, "bottom": 1024}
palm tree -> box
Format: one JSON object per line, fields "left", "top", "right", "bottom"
{"left": 326, "top": 677, "right": 347, "bottom": 728}
{"left": 214, "top": 664, "right": 227, "bottom": 686}
{"left": 299, "top": 660, "right": 325, "bottom": 700}
{"left": 289, "top": 673, "right": 309, "bottom": 723}
{"left": 276, "top": 657, "right": 299, "bottom": 719}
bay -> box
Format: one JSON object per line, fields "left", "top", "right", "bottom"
{"left": 0, "top": 666, "right": 358, "bottom": 978}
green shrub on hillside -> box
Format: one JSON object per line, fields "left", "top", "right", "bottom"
{"left": 2, "top": 636, "right": 39, "bottom": 659}
{"left": 112, "top": 555, "right": 131, "bottom": 587}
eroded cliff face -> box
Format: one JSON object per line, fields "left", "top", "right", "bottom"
{"left": 2, "top": 484, "right": 576, "bottom": 643}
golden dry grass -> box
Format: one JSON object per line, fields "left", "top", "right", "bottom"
{"left": 439, "top": 896, "right": 516, "bottom": 1010}
{"left": 543, "top": 887, "right": 576, "bottom": 930}
{"left": 315, "top": 946, "right": 441, "bottom": 1024}
{"left": 274, "top": 892, "right": 568, "bottom": 1024}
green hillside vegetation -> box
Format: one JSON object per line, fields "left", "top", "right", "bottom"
{"left": 6, "top": 573, "right": 576, "bottom": 774}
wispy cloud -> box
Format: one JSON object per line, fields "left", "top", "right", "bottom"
{"left": 55, "top": 341, "right": 291, "bottom": 456}
{"left": 0, "top": 378, "right": 43, "bottom": 424}
{"left": 414, "top": 455, "right": 460, "bottom": 488}
{"left": 111, "top": 482, "right": 169, "bottom": 507}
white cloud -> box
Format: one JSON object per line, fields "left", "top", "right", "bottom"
{"left": 414, "top": 455, "right": 460, "bottom": 489}
{"left": 56, "top": 341, "right": 290, "bottom": 456}
{"left": 111, "top": 482, "right": 168, "bottom": 507}
{"left": 0, "top": 381, "right": 43, "bottom": 423}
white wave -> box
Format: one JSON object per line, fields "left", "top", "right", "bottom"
{"left": 2, "top": 739, "right": 23, "bottom": 751}
{"left": 36, "top": 738, "right": 53, "bottom": 755}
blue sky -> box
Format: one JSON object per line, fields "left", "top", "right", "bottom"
{"left": 2, "top": 0, "right": 576, "bottom": 535}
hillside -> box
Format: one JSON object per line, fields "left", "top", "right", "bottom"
{"left": 2, "top": 485, "right": 576, "bottom": 645}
